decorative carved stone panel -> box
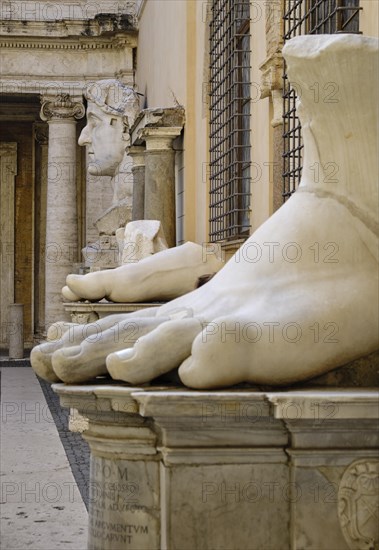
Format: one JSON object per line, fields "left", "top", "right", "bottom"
{"left": 338, "top": 459, "right": 379, "bottom": 550}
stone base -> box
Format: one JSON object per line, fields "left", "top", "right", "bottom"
{"left": 305, "top": 349, "right": 379, "bottom": 388}
{"left": 53, "top": 384, "right": 379, "bottom": 550}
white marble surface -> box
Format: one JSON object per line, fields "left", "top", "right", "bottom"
{"left": 267, "top": 389, "right": 379, "bottom": 419}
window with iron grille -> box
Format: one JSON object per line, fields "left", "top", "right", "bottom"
{"left": 209, "top": 0, "right": 251, "bottom": 242}
{"left": 282, "top": 0, "right": 361, "bottom": 200}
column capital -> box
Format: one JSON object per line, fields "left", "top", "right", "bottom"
{"left": 138, "top": 127, "right": 182, "bottom": 152}
{"left": 40, "top": 93, "right": 85, "bottom": 122}
{"left": 127, "top": 145, "right": 146, "bottom": 167}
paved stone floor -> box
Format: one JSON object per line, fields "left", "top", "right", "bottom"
{"left": 0, "top": 364, "right": 89, "bottom": 550}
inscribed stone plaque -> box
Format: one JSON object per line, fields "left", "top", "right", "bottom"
{"left": 88, "top": 456, "right": 160, "bottom": 550}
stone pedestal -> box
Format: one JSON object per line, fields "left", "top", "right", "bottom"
{"left": 40, "top": 94, "right": 85, "bottom": 327}
{"left": 53, "top": 385, "right": 379, "bottom": 550}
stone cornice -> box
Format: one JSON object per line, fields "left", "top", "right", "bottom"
{"left": 0, "top": 14, "right": 137, "bottom": 42}
{"left": 0, "top": 35, "right": 136, "bottom": 50}
{"left": 0, "top": 1, "right": 135, "bottom": 21}
{"left": 0, "top": 79, "right": 134, "bottom": 99}
{"left": 131, "top": 107, "right": 185, "bottom": 146}
{"left": 138, "top": 127, "right": 183, "bottom": 151}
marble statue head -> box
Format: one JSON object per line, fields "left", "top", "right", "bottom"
{"left": 79, "top": 79, "right": 140, "bottom": 176}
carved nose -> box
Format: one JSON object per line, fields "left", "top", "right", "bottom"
{"left": 78, "top": 125, "right": 91, "bottom": 146}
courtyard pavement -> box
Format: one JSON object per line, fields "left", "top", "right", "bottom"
{"left": 1, "top": 364, "right": 89, "bottom": 550}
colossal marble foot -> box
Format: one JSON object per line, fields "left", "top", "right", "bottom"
{"left": 62, "top": 241, "right": 224, "bottom": 303}
{"left": 31, "top": 321, "right": 86, "bottom": 382}
{"left": 108, "top": 191, "right": 379, "bottom": 387}
{"left": 31, "top": 35, "right": 379, "bottom": 389}
{"left": 105, "top": 35, "right": 379, "bottom": 388}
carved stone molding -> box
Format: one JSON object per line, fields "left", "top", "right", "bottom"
{"left": 0, "top": 1, "right": 135, "bottom": 22}
{"left": 131, "top": 107, "right": 185, "bottom": 146}
{"left": 260, "top": 53, "right": 284, "bottom": 96}
{"left": 138, "top": 127, "right": 183, "bottom": 152}
{"left": 0, "top": 15, "right": 137, "bottom": 41}
{"left": 40, "top": 94, "right": 85, "bottom": 122}
{"left": 259, "top": 52, "right": 284, "bottom": 128}
{"left": 0, "top": 141, "right": 17, "bottom": 157}
{"left": 33, "top": 123, "right": 48, "bottom": 145}
{"left": 1, "top": 39, "right": 111, "bottom": 50}
{"left": 128, "top": 145, "right": 146, "bottom": 168}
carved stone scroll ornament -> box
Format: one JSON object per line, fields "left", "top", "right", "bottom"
{"left": 40, "top": 94, "right": 85, "bottom": 121}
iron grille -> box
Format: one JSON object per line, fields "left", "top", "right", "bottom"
{"left": 282, "top": 0, "right": 361, "bottom": 200}
{"left": 209, "top": 0, "right": 251, "bottom": 242}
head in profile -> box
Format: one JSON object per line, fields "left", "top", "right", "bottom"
{"left": 79, "top": 79, "right": 140, "bottom": 176}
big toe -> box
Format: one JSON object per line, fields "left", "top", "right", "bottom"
{"left": 107, "top": 318, "right": 203, "bottom": 384}
{"left": 62, "top": 285, "right": 80, "bottom": 301}
{"left": 30, "top": 344, "right": 62, "bottom": 383}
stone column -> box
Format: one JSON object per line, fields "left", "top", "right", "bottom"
{"left": 40, "top": 94, "right": 85, "bottom": 327}
{"left": 128, "top": 146, "right": 146, "bottom": 221}
{"left": 139, "top": 128, "right": 182, "bottom": 247}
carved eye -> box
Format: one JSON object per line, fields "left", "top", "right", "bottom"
{"left": 110, "top": 118, "right": 117, "bottom": 126}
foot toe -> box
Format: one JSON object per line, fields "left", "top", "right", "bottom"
{"left": 30, "top": 344, "right": 62, "bottom": 383}
{"left": 107, "top": 318, "right": 203, "bottom": 384}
